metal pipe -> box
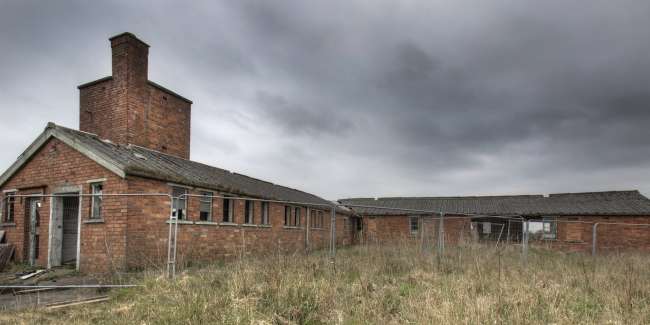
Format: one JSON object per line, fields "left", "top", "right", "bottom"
{"left": 523, "top": 220, "right": 529, "bottom": 265}
{"left": 330, "top": 203, "right": 336, "bottom": 257}
{"left": 0, "top": 285, "right": 142, "bottom": 289}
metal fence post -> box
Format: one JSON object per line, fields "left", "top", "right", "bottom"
{"left": 592, "top": 223, "right": 599, "bottom": 257}
{"left": 437, "top": 211, "right": 445, "bottom": 256}
{"left": 330, "top": 204, "right": 337, "bottom": 257}
{"left": 522, "top": 219, "right": 529, "bottom": 265}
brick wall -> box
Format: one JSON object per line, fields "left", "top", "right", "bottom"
{"left": 79, "top": 33, "right": 191, "bottom": 159}
{"left": 363, "top": 215, "right": 471, "bottom": 245}
{"left": 530, "top": 216, "right": 650, "bottom": 253}
{"left": 124, "top": 176, "right": 352, "bottom": 270}
{"left": 0, "top": 138, "right": 128, "bottom": 274}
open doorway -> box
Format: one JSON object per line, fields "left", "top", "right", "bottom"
{"left": 48, "top": 193, "right": 80, "bottom": 268}
{"left": 23, "top": 197, "right": 41, "bottom": 266}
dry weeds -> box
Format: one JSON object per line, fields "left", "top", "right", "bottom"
{"left": 2, "top": 243, "right": 649, "bottom": 324}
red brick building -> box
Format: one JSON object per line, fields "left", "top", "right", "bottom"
{"left": 0, "top": 33, "right": 356, "bottom": 275}
{"left": 1, "top": 33, "right": 649, "bottom": 276}
{"left": 340, "top": 192, "right": 650, "bottom": 253}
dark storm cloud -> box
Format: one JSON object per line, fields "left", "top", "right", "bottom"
{"left": 1, "top": 0, "right": 650, "bottom": 199}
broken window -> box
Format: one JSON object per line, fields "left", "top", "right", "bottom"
{"left": 171, "top": 187, "right": 187, "bottom": 220}
{"left": 199, "top": 191, "right": 212, "bottom": 221}
{"left": 244, "top": 200, "right": 254, "bottom": 224}
{"left": 542, "top": 217, "right": 557, "bottom": 240}
{"left": 90, "top": 183, "right": 103, "bottom": 219}
{"left": 3, "top": 191, "right": 16, "bottom": 223}
{"left": 261, "top": 201, "right": 269, "bottom": 225}
{"left": 409, "top": 216, "right": 419, "bottom": 235}
{"left": 222, "top": 197, "right": 233, "bottom": 223}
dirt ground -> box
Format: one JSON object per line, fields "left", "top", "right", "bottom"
{"left": 0, "top": 266, "right": 107, "bottom": 310}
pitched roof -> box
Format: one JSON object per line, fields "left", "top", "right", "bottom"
{"left": 339, "top": 191, "right": 650, "bottom": 217}
{"left": 0, "top": 123, "right": 335, "bottom": 208}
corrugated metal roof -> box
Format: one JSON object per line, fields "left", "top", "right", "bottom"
{"left": 339, "top": 191, "right": 650, "bottom": 216}
{"left": 48, "top": 124, "right": 335, "bottom": 207}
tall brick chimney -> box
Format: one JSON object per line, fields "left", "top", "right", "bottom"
{"left": 79, "top": 33, "right": 192, "bottom": 159}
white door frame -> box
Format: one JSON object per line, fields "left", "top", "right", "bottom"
{"left": 47, "top": 185, "right": 82, "bottom": 270}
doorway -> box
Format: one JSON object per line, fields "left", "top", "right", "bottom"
{"left": 49, "top": 193, "right": 80, "bottom": 268}
{"left": 23, "top": 198, "right": 41, "bottom": 266}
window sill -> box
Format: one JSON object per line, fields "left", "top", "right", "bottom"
{"left": 258, "top": 224, "right": 272, "bottom": 228}
{"left": 283, "top": 226, "right": 304, "bottom": 230}
{"left": 83, "top": 219, "right": 105, "bottom": 224}
{"left": 165, "top": 220, "right": 194, "bottom": 225}
{"left": 241, "top": 224, "right": 257, "bottom": 228}
{"left": 0, "top": 222, "right": 16, "bottom": 227}
{"left": 195, "top": 221, "right": 219, "bottom": 226}
{"left": 310, "top": 227, "right": 324, "bottom": 231}
{"left": 219, "top": 222, "right": 239, "bottom": 227}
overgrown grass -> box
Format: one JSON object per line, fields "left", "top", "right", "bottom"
{"left": 2, "top": 243, "right": 650, "bottom": 324}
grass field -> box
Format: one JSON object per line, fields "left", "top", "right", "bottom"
{"left": 2, "top": 244, "right": 649, "bottom": 324}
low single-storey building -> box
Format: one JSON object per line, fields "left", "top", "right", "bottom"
{"left": 340, "top": 191, "right": 650, "bottom": 253}
{"left": 0, "top": 33, "right": 357, "bottom": 275}
{"left": 1, "top": 33, "right": 649, "bottom": 276}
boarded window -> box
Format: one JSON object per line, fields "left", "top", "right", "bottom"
{"left": 410, "top": 216, "right": 419, "bottom": 235}
{"left": 222, "top": 197, "right": 233, "bottom": 223}
{"left": 171, "top": 187, "right": 187, "bottom": 220}
{"left": 244, "top": 200, "right": 254, "bottom": 224}
{"left": 3, "top": 191, "right": 16, "bottom": 223}
{"left": 261, "top": 202, "right": 270, "bottom": 225}
{"left": 90, "top": 183, "right": 103, "bottom": 219}
{"left": 199, "top": 191, "right": 212, "bottom": 221}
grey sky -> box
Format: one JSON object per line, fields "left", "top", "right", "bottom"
{"left": 1, "top": 0, "right": 649, "bottom": 200}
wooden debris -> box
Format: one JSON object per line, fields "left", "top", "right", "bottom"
{"left": 0, "top": 243, "right": 14, "bottom": 271}
{"left": 45, "top": 296, "right": 110, "bottom": 309}
{"left": 19, "top": 269, "right": 46, "bottom": 280}
{"left": 13, "top": 287, "right": 60, "bottom": 295}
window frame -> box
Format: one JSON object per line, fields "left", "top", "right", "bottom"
{"left": 3, "top": 191, "right": 16, "bottom": 223}
{"left": 90, "top": 182, "right": 103, "bottom": 219}
{"left": 409, "top": 216, "right": 419, "bottom": 235}
{"left": 294, "top": 207, "right": 301, "bottom": 226}
{"left": 284, "top": 205, "right": 293, "bottom": 227}
{"left": 261, "top": 201, "right": 270, "bottom": 225}
{"left": 244, "top": 200, "right": 254, "bottom": 224}
{"left": 222, "top": 197, "right": 234, "bottom": 223}
{"left": 310, "top": 209, "right": 324, "bottom": 229}
{"left": 171, "top": 186, "right": 188, "bottom": 220}
{"left": 199, "top": 191, "right": 213, "bottom": 221}
{"left": 542, "top": 217, "right": 557, "bottom": 240}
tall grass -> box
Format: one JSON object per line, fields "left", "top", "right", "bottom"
{"left": 3, "top": 243, "right": 650, "bottom": 324}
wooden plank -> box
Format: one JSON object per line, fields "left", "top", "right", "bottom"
{"left": 45, "top": 296, "right": 109, "bottom": 309}
{"left": 0, "top": 244, "right": 15, "bottom": 271}
{"left": 19, "top": 269, "right": 46, "bottom": 280}
{"left": 14, "top": 287, "right": 60, "bottom": 295}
